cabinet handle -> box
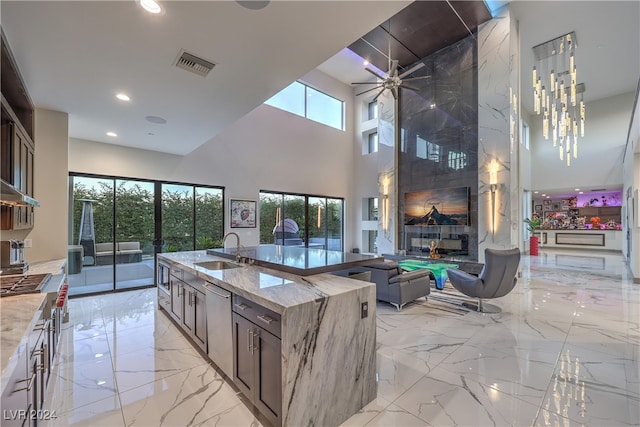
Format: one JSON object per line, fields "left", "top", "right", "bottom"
{"left": 234, "top": 302, "right": 250, "bottom": 311}
{"left": 13, "top": 373, "right": 35, "bottom": 392}
{"left": 208, "top": 288, "right": 230, "bottom": 299}
{"left": 253, "top": 328, "right": 260, "bottom": 352}
{"left": 257, "top": 314, "right": 275, "bottom": 325}
{"left": 177, "top": 285, "right": 182, "bottom": 297}
{"left": 248, "top": 329, "right": 253, "bottom": 354}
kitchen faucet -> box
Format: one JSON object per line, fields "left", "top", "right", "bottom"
{"left": 222, "top": 232, "right": 241, "bottom": 262}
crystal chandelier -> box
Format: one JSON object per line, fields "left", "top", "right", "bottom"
{"left": 532, "top": 32, "right": 585, "bottom": 166}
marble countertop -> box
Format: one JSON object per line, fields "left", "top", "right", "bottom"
{"left": 208, "top": 244, "right": 383, "bottom": 276}
{"left": 0, "top": 293, "right": 47, "bottom": 392}
{"left": 159, "top": 250, "right": 374, "bottom": 315}
{"left": 1, "top": 258, "right": 66, "bottom": 394}
{"left": 28, "top": 258, "right": 66, "bottom": 275}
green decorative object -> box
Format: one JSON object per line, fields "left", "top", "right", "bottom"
{"left": 398, "top": 260, "right": 459, "bottom": 290}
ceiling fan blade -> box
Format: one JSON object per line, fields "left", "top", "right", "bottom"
{"left": 365, "top": 67, "right": 386, "bottom": 80}
{"left": 390, "top": 59, "right": 399, "bottom": 76}
{"left": 372, "top": 87, "right": 386, "bottom": 102}
{"left": 392, "top": 87, "right": 398, "bottom": 100}
{"left": 402, "top": 75, "right": 432, "bottom": 82}
{"left": 399, "top": 84, "right": 419, "bottom": 92}
{"left": 352, "top": 81, "right": 380, "bottom": 85}
{"left": 399, "top": 62, "right": 425, "bottom": 79}
{"left": 356, "top": 85, "right": 384, "bottom": 96}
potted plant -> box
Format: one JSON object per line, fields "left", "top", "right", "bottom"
{"left": 524, "top": 216, "right": 542, "bottom": 256}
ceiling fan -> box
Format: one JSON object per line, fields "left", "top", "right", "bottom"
{"left": 352, "top": 59, "right": 431, "bottom": 101}
{"left": 351, "top": 31, "right": 432, "bottom": 102}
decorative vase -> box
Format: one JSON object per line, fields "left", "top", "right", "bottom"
{"left": 530, "top": 236, "right": 539, "bottom": 256}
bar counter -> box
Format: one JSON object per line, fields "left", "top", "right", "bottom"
{"left": 534, "top": 228, "right": 622, "bottom": 251}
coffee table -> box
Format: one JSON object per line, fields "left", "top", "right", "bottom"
{"left": 398, "top": 260, "right": 459, "bottom": 290}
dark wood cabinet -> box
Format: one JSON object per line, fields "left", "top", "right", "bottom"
{"left": 1, "top": 30, "right": 36, "bottom": 231}
{"left": 167, "top": 267, "right": 207, "bottom": 353}
{"left": 232, "top": 296, "right": 282, "bottom": 426}
{"left": 170, "top": 277, "right": 184, "bottom": 323}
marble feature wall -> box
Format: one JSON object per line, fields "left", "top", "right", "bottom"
{"left": 397, "top": 36, "right": 479, "bottom": 259}
{"left": 376, "top": 91, "right": 396, "bottom": 255}
{"left": 477, "top": 6, "right": 520, "bottom": 258}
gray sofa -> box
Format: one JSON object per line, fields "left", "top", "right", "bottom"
{"left": 95, "top": 242, "right": 143, "bottom": 265}
{"left": 334, "top": 261, "right": 431, "bottom": 311}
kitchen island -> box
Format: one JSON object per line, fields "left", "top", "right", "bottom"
{"left": 157, "top": 249, "right": 378, "bottom": 427}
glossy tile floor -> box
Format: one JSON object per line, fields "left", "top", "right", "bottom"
{"left": 43, "top": 249, "right": 639, "bottom": 426}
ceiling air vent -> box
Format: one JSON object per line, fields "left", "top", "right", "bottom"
{"left": 175, "top": 50, "right": 216, "bottom": 77}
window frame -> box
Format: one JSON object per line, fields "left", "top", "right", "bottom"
{"left": 265, "top": 81, "right": 345, "bottom": 131}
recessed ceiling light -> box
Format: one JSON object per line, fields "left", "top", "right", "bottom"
{"left": 145, "top": 115, "right": 167, "bottom": 124}
{"left": 541, "top": 194, "right": 546, "bottom": 196}
{"left": 534, "top": 191, "right": 539, "bottom": 194}
{"left": 236, "top": 1, "right": 270, "bottom": 10}
{"left": 115, "top": 93, "right": 130, "bottom": 102}
{"left": 106, "top": 131, "right": 118, "bottom": 137}
{"left": 574, "top": 188, "right": 580, "bottom": 191}
{"left": 139, "top": 0, "right": 162, "bottom": 14}
{"left": 363, "top": 60, "right": 369, "bottom": 66}
{"left": 579, "top": 191, "right": 584, "bottom": 194}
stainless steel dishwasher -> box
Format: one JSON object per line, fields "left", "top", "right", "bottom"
{"left": 203, "top": 281, "right": 233, "bottom": 378}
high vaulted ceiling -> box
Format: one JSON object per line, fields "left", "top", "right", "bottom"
{"left": 1, "top": 1, "right": 639, "bottom": 162}
{"left": 347, "top": 1, "right": 492, "bottom": 75}
{"left": 0, "top": 0, "right": 412, "bottom": 155}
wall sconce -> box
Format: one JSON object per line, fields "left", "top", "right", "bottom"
{"left": 317, "top": 204, "right": 322, "bottom": 229}
{"left": 488, "top": 159, "right": 499, "bottom": 240}
{"left": 382, "top": 177, "right": 390, "bottom": 232}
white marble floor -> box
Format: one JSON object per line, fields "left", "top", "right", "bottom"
{"left": 43, "top": 249, "right": 639, "bottom": 426}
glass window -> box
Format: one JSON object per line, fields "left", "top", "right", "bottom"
{"left": 162, "top": 184, "right": 194, "bottom": 252}
{"left": 259, "top": 191, "right": 343, "bottom": 250}
{"left": 368, "top": 101, "right": 378, "bottom": 120}
{"left": 195, "top": 187, "right": 224, "bottom": 249}
{"left": 306, "top": 86, "right": 344, "bottom": 130}
{"left": 265, "top": 81, "right": 344, "bottom": 131}
{"left": 368, "top": 132, "right": 378, "bottom": 153}
{"left": 522, "top": 121, "right": 530, "bottom": 150}
{"left": 265, "top": 81, "right": 305, "bottom": 117}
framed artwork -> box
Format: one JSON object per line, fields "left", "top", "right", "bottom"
{"left": 552, "top": 202, "right": 561, "bottom": 211}
{"left": 534, "top": 204, "right": 543, "bottom": 212}
{"left": 543, "top": 199, "right": 551, "bottom": 206}
{"left": 230, "top": 199, "right": 256, "bottom": 228}
{"left": 543, "top": 204, "right": 552, "bottom": 211}
{"left": 561, "top": 199, "right": 570, "bottom": 210}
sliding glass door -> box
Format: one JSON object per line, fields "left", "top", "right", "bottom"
{"left": 68, "top": 174, "right": 224, "bottom": 297}
{"left": 115, "top": 180, "right": 155, "bottom": 290}
{"left": 69, "top": 176, "right": 115, "bottom": 294}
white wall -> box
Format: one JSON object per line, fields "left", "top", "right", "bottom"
{"left": 622, "top": 84, "right": 639, "bottom": 279}
{"left": 27, "top": 108, "right": 69, "bottom": 262}
{"left": 531, "top": 92, "right": 634, "bottom": 192}
{"left": 69, "top": 69, "right": 357, "bottom": 249}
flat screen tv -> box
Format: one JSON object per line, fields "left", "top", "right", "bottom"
{"left": 404, "top": 186, "right": 470, "bottom": 226}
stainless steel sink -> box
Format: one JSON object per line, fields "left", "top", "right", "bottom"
{"left": 194, "top": 260, "right": 242, "bottom": 270}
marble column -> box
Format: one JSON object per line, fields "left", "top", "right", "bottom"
{"left": 477, "top": 4, "right": 521, "bottom": 260}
